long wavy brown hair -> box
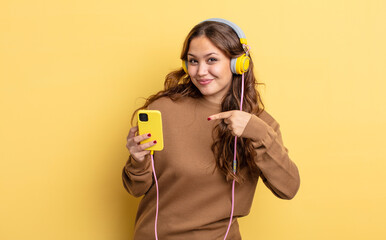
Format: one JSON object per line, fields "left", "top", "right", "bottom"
{"left": 131, "top": 21, "right": 264, "bottom": 182}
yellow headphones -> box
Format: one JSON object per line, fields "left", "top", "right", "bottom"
{"left": 182, "top": 18, "right": 250, "bottom": 75}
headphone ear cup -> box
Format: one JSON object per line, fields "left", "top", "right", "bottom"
{"left": 232, "top": 54, "right": 250, "bottom": 75}
{"left": 182, "top": 60, "right": 188, "bottom": 73}
{"left": 230, "top": 58, "right": 238, "bottom": 74}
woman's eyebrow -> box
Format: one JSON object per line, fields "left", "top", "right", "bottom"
{"left": 187, "top": 52, "right": 219, "bottom": 58}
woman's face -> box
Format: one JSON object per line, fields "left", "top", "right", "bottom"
{"left": 187, "top": 36, "right": 233, "bottom": 104}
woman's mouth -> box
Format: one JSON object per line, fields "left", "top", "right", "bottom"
{"left": 197, "top": 79, "right": 213, "bottom": 85}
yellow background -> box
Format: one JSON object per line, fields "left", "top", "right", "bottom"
{"left": 1, "top": 0, "right": 385, "bottom": 239}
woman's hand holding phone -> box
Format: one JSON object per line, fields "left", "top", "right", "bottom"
{"left": 126, "top": 126, "right": 157, "bottom": 163}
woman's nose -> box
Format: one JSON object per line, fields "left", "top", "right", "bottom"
{"left": 197, "top": 63, "right": 208, "bottom": 76}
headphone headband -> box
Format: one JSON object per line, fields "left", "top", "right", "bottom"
{"left": 201, "top": 18, "right": 248, "bottom": 45}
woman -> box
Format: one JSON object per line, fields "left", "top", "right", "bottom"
{"left": 122, "top": 18, "right": 300, "bottom": 240}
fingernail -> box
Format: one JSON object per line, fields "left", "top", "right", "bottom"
{"left": 153, "top": 140, "right": 157, "bottom": 144}
{"left": 207, "top": 117, "right": 211, "bottom": 121}
{"left": 147, "top": 133, "right": 151, "bottom": 137}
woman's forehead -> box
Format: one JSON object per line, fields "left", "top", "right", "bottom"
{"left": 187, "top": 36, "right": 225, "bottom": 57}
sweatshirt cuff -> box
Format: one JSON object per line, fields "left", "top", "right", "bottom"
{"left": 241, "top": 114, "right": 277, "bottom": 148}
{"left": 125, "top": 155, "right": 151, "bottom": 174}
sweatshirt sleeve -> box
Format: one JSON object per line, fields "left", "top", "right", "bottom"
{"left": 122, "top": 155, "right": 154, "bottom": 197}
{"left": 241, "top": 113, "right": 300, "bottom": 199}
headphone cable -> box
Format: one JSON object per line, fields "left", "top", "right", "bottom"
{"left": 223, "top": 67, "right": 246, "bottom": 239}
{"left": 150, "top": 151, "right": 159, "bottom": 240}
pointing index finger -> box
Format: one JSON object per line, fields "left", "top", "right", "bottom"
{"left": 208, "top": 111, "right": 233, "bottom": 121}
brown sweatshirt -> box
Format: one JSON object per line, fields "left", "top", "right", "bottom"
{"left": 122, "top": 96, "right": 300, "bottom": 240}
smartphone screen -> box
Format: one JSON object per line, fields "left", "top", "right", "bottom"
{"left": 137, "top": 110, "right": 164, "bottom": 151}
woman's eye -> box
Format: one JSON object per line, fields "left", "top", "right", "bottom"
{"left": 208, "top": 58, "right": 217, "bottom": 63}
{"left": 188, "top": 59, "right": 198, "bottom": 64}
